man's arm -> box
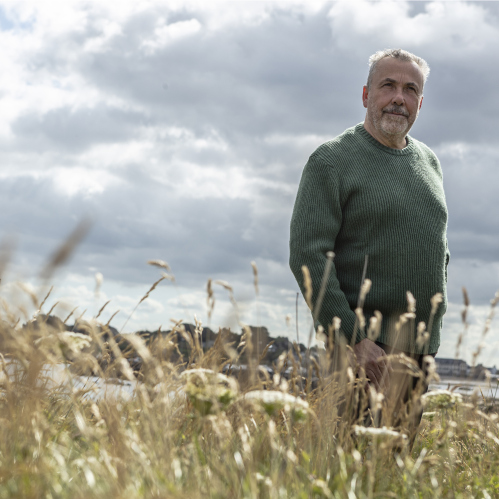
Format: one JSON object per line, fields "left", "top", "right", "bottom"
{"left": 289, "top": 152, "right": 363, "bottom": 345}
{"left": 290, "top": 153, "right": 391, "bottom": 390}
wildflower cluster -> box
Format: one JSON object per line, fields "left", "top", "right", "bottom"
{"left": 244, "top": 389, "right": 309, "bottom": 421}
{"left": 36, "top": 331, "right": 92, "bottom": 360}
{"left": 422, "top": 389, "right": 463, "bottom": 410}
{"left": 181, "top": 368, "right": 239, "bottom": 416}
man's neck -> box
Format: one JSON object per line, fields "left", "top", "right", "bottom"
{"left": 363, "top": 119, "right": 408, "bottom": 150}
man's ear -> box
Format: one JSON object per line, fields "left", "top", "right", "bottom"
{"left": 362, "top": 86, "right": 369, "bottom": 109}
{"left": 419, "top": 95, "right": 424, "bottom": 110}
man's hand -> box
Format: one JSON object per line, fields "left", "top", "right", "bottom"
{"left": 353, "top": 338, "right": 391, "bottom": 392}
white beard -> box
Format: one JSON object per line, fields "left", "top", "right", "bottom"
{"left": 375, "top": 113, "right": 409, "bottom": 136}
{"left": 368, "top": 102, "right": 419, "bottom": 138}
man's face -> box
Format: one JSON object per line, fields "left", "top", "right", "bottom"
{"left": 363, "top": 58, "right": 424, "bottom": 139}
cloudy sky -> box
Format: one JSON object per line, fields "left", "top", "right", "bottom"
{"left": 0, "top": 0, "right": 498, "bottom": 364}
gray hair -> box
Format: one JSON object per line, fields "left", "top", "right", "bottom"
{"left": 367, "top": 49, "right": 430, "bottom": 91}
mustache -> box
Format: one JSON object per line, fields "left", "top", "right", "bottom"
{"left": 383, "top": 106, "right": 409, "bottom": 117}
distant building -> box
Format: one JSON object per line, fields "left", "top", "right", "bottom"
{"left": 435, "top": 357, "right": 468, "bottom": 377}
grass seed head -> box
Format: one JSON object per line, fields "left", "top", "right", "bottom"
{"left": 147, "top": 259, "right": 171, "bottom": 271}
{"left": 359, "top": 278, "right": 372, "bottom": 302}
{"left": 251, "top": 261, "right": 259, "bottom": 295}
{"left": 406, "top": 291, "right": 416, "bottom": 313}
{"left": 367, "top": 310, "right": 382, "bottom": 341}
{"left": 431, "top": 293, "right": 443, "bottom": 314}
{"left": 301, "top": 265, "right": 313, "bottom": 310}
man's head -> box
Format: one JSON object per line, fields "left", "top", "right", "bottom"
{"left": 362, "top": 49, "right": 429, "bottom": 149}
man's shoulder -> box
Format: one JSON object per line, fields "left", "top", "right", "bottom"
{"left": 410, "top": 137, "right": 442, "bottom": 171}
{"left": 310, "top": 124, "right": 364, "bottom": 164}
{"left": 411, "top": 137, "right": 439, "bottom": 158}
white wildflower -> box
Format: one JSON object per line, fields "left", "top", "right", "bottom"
{"left": 181, "top": 368, "right": 238, "bottom": 415}
{"left": 244, "top": 390, "right": 309, "bottom": 421}
{"left": 36, "top": 332, "right": 92, "bottom": 360}
{"left": 60, "top": 332, "right": 92, "bottom": 352}
{"left": 422, "top": 389, "right": 462, "bottom": 410}
{"left": 180, "top": 368, "right": 215, "bottom": 379}
{"left": 353, "top": 425, "right": 408, "bottom": 442}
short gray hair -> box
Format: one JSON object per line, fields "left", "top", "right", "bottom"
{"left": 367, "top": 49, "right": 430, "bottom": 91}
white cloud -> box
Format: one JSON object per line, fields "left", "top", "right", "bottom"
{"left": 142, "top": 18, "right": 202, "bottom": 54}
{"left": 52, "top": 167, "right": 119, "bottom": 197}
{"left": 0, "top": 0, "right": 497, "bottom": 355}
{"left": 328, "top": 1, "right": 499, "bottom": 59}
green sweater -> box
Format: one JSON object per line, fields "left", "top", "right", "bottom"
{"left": 289, "top": 123, "right": 449, "bottom": 355}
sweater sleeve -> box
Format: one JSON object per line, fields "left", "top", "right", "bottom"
{"left": 289, "top": 152, "right": 364, "bottom": 344}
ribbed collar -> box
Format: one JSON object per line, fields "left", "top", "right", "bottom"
{"left": 356, "top": 123, "right": 418, "bottom": 156}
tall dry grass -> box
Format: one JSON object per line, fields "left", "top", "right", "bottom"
{"left": 0, "top": 245, "right": 498, "bottom": 498}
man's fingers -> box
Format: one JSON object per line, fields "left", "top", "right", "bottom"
{"left": 377, "top": 358, "right": 392, "bottom": 375}
{"left": 370, "top": 361, "right": 385, "bottom": 380}
{"left": 353, "top": 340, "right": 393, "bottom": 393}
{"left": 365, "top": 369, "right": 380, "bottom": 390}
{"left": 379, "top": 356, "right": 393, "bottom": 371}
{"left": 376, "top": 356, "right": 393, "bottom": 383}
{"left": 380, "top": 366, "right": 391, "bottom": 392}
{"left": 365, "top": 363, "right": 385, "bottom": 391}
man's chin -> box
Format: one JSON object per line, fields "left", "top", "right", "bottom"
{"left": 380, "top": 119, "right": 408, "bottom": 137}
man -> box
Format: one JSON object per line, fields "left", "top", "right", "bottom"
{"left": 289, "top": 49, "right": 449, "bottom": 403}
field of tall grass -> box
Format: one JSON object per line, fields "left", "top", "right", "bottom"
{"left": 1, "top": 248, "right": 499, "bottom": 498}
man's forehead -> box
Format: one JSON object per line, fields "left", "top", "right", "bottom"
{"left": 374, "top": 58, "right": 424, "bottom": 86}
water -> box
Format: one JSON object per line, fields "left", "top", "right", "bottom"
{"left": 4, "top": 361, "right": 137, "bottom": 401}
{"left": 4, "top": 361, "right": 498, "bottom": 402}
{"left": 429, "top": 377, "right": 499, "bottom": 400}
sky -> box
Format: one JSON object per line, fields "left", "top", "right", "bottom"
{"left": 0, "top": 0, "right": 498, "bottom": 364}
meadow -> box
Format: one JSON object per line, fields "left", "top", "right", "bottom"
{"left": 1, "top": 255, "right": 499, "bottom": 499}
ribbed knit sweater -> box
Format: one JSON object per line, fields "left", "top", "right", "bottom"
{"left": 289, "top": 123, "right": 449, "bottom": 355}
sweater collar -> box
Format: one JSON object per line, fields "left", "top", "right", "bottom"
{"left": 356, "top": 123, "right": 418, "bottom": 156}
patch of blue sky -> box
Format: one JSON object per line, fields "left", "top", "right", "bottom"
{"left": 0, "top": 6, "right": 34, "bottom": 31}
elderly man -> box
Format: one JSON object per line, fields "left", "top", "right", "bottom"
{"left": 290, "top": 49, "right": 449, "bottom": 411}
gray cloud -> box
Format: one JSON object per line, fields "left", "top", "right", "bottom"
{"left": 12, "top": 105, "right": 144, "bottom": 152}
{"left": 439, "top": 144, "right": 499, "bottom": 262}
{"left": 0, "top": 1, "right": 498, "bottom": 350}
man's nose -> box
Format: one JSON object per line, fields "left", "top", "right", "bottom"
{"left": 392, "top": 88, "right": 405, "bottom": 106}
